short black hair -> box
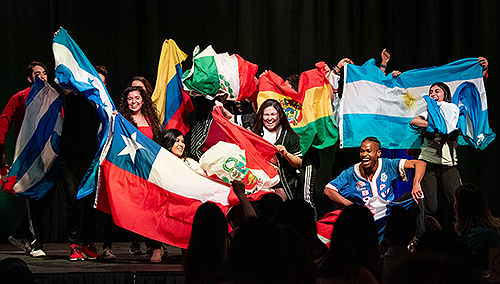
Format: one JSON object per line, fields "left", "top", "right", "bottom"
{"left": 26, "top": 61, "right": 47, "bottom": 79}
{"left": 284, "top": 74, "right": 299, "bottom": 92}
{"left": 362, "top": 137, "right": 381, "bottom": 149}
{"left": 94, "top": 65, "right": 108, "bottom": 84}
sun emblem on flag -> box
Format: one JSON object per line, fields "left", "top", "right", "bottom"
{"left": 401, "top": 90, "right": 420, "bottom": 113}
{"left": 280, "top": 98, "right": 302, "bottom": 126}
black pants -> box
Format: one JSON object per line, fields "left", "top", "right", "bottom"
{"left": 12, "top": 187, "right": 56, "bottom": 250}
{"left": 62, "top": 159, "right": 98, "bottom": 246}
{"left": 420, "top": 162, "right": 461, "bottom": 230}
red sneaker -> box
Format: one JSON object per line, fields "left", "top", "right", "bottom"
{"left": 69, "top": 244, "right": 84, "bottom": 261}
{"left": 82, "top": 243, "right": 101, "bottom": 260}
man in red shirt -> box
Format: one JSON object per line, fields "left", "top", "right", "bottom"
{"left": 1, "top": 61, "right": 54, "bottom": 257}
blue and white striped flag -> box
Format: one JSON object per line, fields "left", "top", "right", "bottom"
{"left": 5, "top": 77, "right": 63, "bottom": 200}
{"left": 340, "top": 58, "right": 487, "bottom": 149}
{"left": 53, "top": 27, "right": 116, "bottom": 199}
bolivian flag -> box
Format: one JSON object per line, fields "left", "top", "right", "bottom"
{"left": 152, "top": 39, "right": 193, "bottom": 134}
{"left": 257, "top": 62, "right": 339, "bottom": 154}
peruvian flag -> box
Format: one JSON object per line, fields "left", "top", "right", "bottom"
{"left": 182, "top": 45, "right": 258, "bottom": 101}
{"left": 200, "top": 107, "right": 279, "bottom": 198}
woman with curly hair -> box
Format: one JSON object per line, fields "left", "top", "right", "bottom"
{"left": 118, "top": 86, "right": 164, "bottom": 262}
{"left": 118, "top": 86, "right": 161, "bottom": 143}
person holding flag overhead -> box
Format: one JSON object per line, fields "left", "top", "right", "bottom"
{"left": 0, "top": 61, "right": 58, "bottom": 258}
{"left": 410, "top": 56, "right": 489, "bottom": 230}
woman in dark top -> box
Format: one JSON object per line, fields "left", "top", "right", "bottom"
{"left": 252, "top": 99, "right": 302, "bottom": 201}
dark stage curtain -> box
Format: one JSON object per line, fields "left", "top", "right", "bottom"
{"left": 1, "top": 0, "right": 499, "bottom": 242}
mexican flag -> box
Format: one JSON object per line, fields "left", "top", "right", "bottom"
{"left": 182, "top": 45, "right": 258, "bottom": 101}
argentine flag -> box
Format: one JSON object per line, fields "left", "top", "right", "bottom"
{"left": 53, "top": 27, "right": 116, "bottom": 199}
{"left": 341, "top": 58, "right": 489, "bottom": 149}
{"left": 4, "top": 77, "right": 63, "bottom": 200}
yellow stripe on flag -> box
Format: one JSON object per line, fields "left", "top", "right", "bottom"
{"left": 152, "top": 39, "right": 187, "bottom": 124}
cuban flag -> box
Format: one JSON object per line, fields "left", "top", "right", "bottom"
{"left": 151, "top": 39, "right": 193, "bottom": 134}
{"left": 52, "top": 27, "right": 116, "bottom": 199}
{"left": 341, "top": 58, "right": 489, "bottom": 149}
{"left": 3, "top": 77, "right": 63, "bottom": 200}
{"left": 96, "top": 114, "right": 237, "bottom": 249}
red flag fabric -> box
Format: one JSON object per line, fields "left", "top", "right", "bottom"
{"left": 316, "top": 210, "right": 342, "bottom": 248}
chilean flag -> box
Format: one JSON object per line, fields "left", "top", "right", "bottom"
{"left": 151, "top": 39, "right": 193, "bottom": 134}
{"left": 97, "top": 114, "right": 236, "bottom": 249}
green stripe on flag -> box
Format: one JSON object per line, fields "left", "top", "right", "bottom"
{"left": 293, "top": 115, "right": 338, "bottom": 154}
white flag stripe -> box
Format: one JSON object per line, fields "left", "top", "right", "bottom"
{"left": 53, "top": 43, "right": 114, "bottom": 118}
{"left": 148, "top": 148, "right": 232, "bottom": 205}
{"left": 13, "top": 136, "right": 58, "bottom": 193}
{"left": 14, "top": 84, "right": 59, "bottom": 160}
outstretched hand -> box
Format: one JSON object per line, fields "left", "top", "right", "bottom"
{"left": 337, "top": 58, "right": 354, "bottom": 68}
{"left": 478, "top": 57, "right": 488, "bottom": 71}
{"left": 381, "top": 48, "right": 391, "bottom": 63}
{"left": 54, "top": 27, "right": 62, "bottom": 38}
{"left": 392, "top": 70, "right": 401, "bottom": 77}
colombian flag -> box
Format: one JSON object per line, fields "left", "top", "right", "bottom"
{"left": 152, "top": 40, "right": 193, "bottom": 134}
{"left": 257, "top": 62, "right": 339, "bottom": 154}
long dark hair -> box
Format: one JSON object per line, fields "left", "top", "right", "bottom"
{"left": 183, "top": 202, "right": 229, "bottom": 284}
{"left": 455, "top": 183, "right": 500, "bottom": 235}
{"left": 251, "top": 99, "right": 298, "bottom": 137}
{"left": 130, "top": 76, "right": 153, "bottom": 95}
{"left": 412, "top": 82, "right": 458, "bottom": 142}
{"left": 118, "top": 86, "right": 161, "bottom": 142}
{"left": 430, "top": 82, "right": 452, "bottom": 103}
{"left": 160, "top": 128, "right": 187, "bottom": 158}
{"left": 317, "top": 205, "right": 382, "bottom": 282}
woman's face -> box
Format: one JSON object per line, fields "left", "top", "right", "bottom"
{"left": 131, "top": 80, "right": 146, "bottom": 92}
{"left": 263, "top": 106, "right": 279, "bottom": 131}
{"left": 171, "top": 135, "right": 185, "bottom": 157}
{"left": 429, "top": 85, "right": 445, "bottom": 102}
{"left": 127, "top": 90, "right": 144, "bottom": 114}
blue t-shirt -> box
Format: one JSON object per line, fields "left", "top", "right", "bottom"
{"left": 326, "top": 158, "right": 407, "bottom": 205}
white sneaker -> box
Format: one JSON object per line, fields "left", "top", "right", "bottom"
{"left": 30, "top": 249, "right": 47, "bottom": 258}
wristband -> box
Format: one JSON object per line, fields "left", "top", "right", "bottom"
{"left": 380, "top": 64, "right": 387, "bottom": 68}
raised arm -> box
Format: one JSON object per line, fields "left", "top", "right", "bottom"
{"left": 403, "top": 159, "right": 426, "bottom": 203}
{"left": 380, "top": 49, "right": 390, "bottom": 74}
{"left": 410, "top": 115, "right": 428, "bottom": 128}
{"left": 333, "top": 58, "right": 354, "bottom": 75}
{"left": 232, "top": 180, "right": 257, "bottom": 219}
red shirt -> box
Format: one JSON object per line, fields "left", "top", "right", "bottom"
{"left": 0, "top": 87, "right": 30, "bottom": 155}
{"left": 137, "top": 117, "right": 154, "bottom": 140}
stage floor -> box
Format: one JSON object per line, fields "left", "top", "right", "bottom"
{"left": 0, "top": 242, "right": 184, "bottom": 282}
